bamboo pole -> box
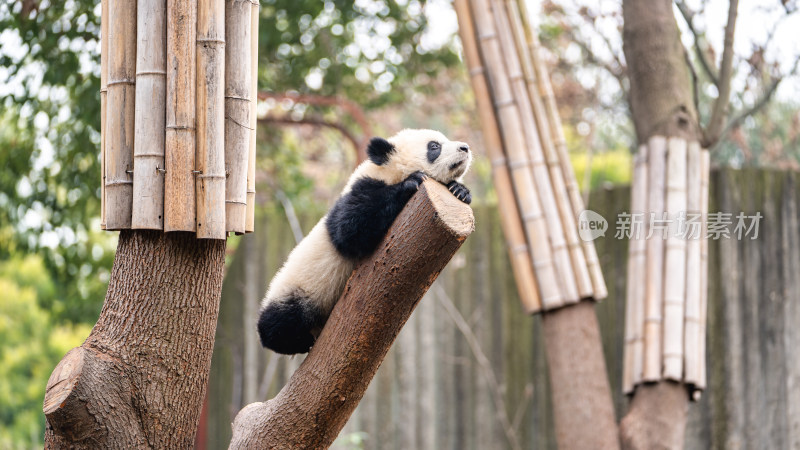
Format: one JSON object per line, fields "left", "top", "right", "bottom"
{"left": 518, "top": 2, "right": 608, "bottom": 300}
{"left": 245, "top": 1, "right": 259, "bottom": 233}
{"left": 100, "top": 0, "right": 108, "bottom": 230}
{"left": 491, "top": 0, "right": 579, "bottom": 304}
{"left": 643, "top": 135, "right": 667, "bottom": 381}
{"left": 195, "top": 0, "right": 227, "bottom": 239}
{"left": 105, "top": 0, "right": 137, "bottom": 230}
{"left": 697, "top": 149, "right": 710, "bottom": 392}
{"left": 623, "top": 145, "right": 649, "bottom": 393}
{"left": 662, "top": 138, "right": 687, "bottom": 381}
{"left": 504, "top": 0, "right": 592, "bottom": 300}
{"left": 132, "top": 0, "right": 167, "bottom": 230}
{"left": 683, "top": 141, "right": 702, "bottom": 387}
{"left": 470, "top": 0, "right": 563, "bottom": 308}
{"left": 164, "top": 0, "right": 197, "bottom": 232}
{"left": 454, "top": 0, "right": 541, "bottom": 313}
{"left": 225, "top": 0, "right": 252, "bottom": 234}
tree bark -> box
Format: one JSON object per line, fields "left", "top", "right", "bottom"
{"left": 620, "top": 0, "right": 699, "bottom": 447}
{"left": 622, "top": 0, "right": 697, "bottom": 144}
{"left": 541, "top": 301, "right": 620, "bottom": 450}
{"left": 43, "top": 230, "right": 226, "bottom": 448}
{"left": 229, "top": 179, "right": 474, "bottom": 448}
{"left": 619, "top": 382, "right": 688, "bottom": 449}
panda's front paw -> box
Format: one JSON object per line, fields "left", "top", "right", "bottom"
{"left": 403, "top": 171, "right": 428, "bottom": 190}
{"left": 447, "top": 181, "right": 472, "bottom": 204}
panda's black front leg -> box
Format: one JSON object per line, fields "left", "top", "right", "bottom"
{"left": 447, "top": 180, "right": 472, "bottom": 204}
{"left": 327, "top": 171, "right": 426, "bottom": 259}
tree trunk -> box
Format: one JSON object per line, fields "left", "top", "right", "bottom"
{"left": 43, "top": 230, "right": 226, "bottom": 448}
{"left": 620, "top": 0, "right": 697, "bottom": 447}
{"left": 541, "top": 301, "right": 620, "bottom": 450}
{"left": 229, "top": 179, "right": 474, "bottom": 448}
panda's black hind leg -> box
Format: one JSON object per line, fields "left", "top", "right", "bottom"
{"left": 257, "top": 296, "right": 324, "bottom": 355}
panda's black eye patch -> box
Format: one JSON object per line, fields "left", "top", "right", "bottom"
{"left": 427, "top": 141, "right": 442, "bottom": 162}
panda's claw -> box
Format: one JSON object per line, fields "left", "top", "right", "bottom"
{"left": 446, "top": 180, "right": 472, "bottom": 205}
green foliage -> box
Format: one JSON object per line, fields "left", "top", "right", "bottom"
{"left": 259, "top": 0, "right": 460, "bottom": 107}
{"left": 0, "top": 1, "right": 114, "bottom": 321}
{"left": 0, "top": 256, "right": 91, "bottom": 449}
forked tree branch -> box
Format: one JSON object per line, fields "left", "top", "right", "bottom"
{"left": 704, "top": 0, "right": 739, "bottom": 147}
{"left": 258, "top": 91, "right": 372, "bottom": 161}
{"left": 257, "top": 114, "right": 362, "bottom": 156}
{"left": 675, "top": 0, "right": 720, "bottom": 86}
{"left": 715, "top": 54, "right": 800, "bottom": 147}
{"left": 229, "top": 180, "right": 474, "bottom": 448}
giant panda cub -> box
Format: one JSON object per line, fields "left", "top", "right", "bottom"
{"left": 258, "top": 128, "right": 472, "bottom": 354}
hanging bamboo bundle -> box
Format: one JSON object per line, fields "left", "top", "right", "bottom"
{"left": 101, "top": 0, "right": 258, "bottom": 239}
{"left": 245, "top": 1, "right": 259, "bottom": 233}
{"left": 454, "top": 0, "right": 541, "bottom": 313}
{"left": 519, "top": 5, "right": 607, "bottom": 300}
{"left": 469, "top": 0, "right": 563, "bottom": 309}
{"left": 104, "top": 0, "right": 137, "bottom": 230}
{"left": 224, "top": 0, "right": 252, "bottom": 234}
{"left": 504, "top": 0, "right": 592, "bottom": 300}
{"left": 132, "top": 0, "right": 167, "bottom": 230}
{"left": 622, "top": 136, "right": 709, "bottom": 399}
{"left": 196, "top": 0, "right": 227, "bottom": 239}
{"left": 456, "top": 0, "right": 608, "bottom": 313}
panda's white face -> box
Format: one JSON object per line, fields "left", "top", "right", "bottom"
{"left": 386, "top": 129, "right": 472, "bottom": 184}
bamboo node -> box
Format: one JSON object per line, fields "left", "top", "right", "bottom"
{"left": 469, "top": 67, "right": 485, "bottom": 76}
{"left": 494, "top": 98, "right": 515, "bottom": 108}
{"left": 107, "top": 79, "right": 136, "bottom": 86}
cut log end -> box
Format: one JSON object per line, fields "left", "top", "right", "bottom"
{"left": 43, "top": 347, "right": 85, "bottom": 416}
{"left": 424, "top": 180, "right": 475, "bottom": 237}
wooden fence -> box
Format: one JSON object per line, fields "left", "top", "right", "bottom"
{"left": 207, "top": 169, "right": 800, "bottom": 449}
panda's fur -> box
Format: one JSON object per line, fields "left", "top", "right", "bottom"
{"left": 257, "top": 129, "right": 472, "bottom": 354}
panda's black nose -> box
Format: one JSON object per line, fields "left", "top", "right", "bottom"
{"left": 459, "top": 144, "right": 470, "bottom": 152}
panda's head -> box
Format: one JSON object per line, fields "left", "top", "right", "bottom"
{"left": 366, "top": 129, "right": 472, "bottom": 184}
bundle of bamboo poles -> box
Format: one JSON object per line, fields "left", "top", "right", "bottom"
{"left": 622, "top": 136, "right": 709, "bottom": 400}
{"left": 455, "top": 0, "right": 607, "bottom": 313}
{"left": 100, "top": 0, "right": 260, "bottom": 239}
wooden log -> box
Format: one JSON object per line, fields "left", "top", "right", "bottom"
{"left": 100, "top": 0, "right": 108, "bottom": 230}
{"left": 624, "top": 145, "right": 649, "bottom": 393}
{"left": 504, "top": 0, "right": 593, "bottom": 300}
{"left": 470, "top": 0, "right": 563, "bottom": 309}
{"left": 229, "top": 180, "right": 474, "bottom": 448}
{"left": 224, "top": 0, "right": 252, "bottom": 234}
{"left": 697, "top": 149, "right": 710, "bottom": 391}
{"left": 662, "top": 138, "right": 688, "bottom": 381}
{"left": 132, "top": 0, "right": 167, "bottom": 230}
{"left": 684, "top": 141, "right": 703, "bottom": 387}
{"left": 454, "top": 0, "right": 541, "bottom": 313}
{"left": 491, "top": 0, "right": 579, "bottom": 304}
{"left": 105, "top": 0, "right": 137, "bottom": 230}
{"left": 245, "top": 0, "right": 259, "bottom": 233}
{"left": 643, "top": 135, "right": 667, "bottom": 381}
{"left": 195, "top": 0, "right": 227, "bottom": 239}
{"left": 519, "top": 3, "right": 608, "bottom": 300}
{"left": 164, "top": 0, "right": 197, "bottom": 232}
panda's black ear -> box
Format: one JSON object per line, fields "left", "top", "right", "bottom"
{"left": 367, "top": 137, "right": 395, "bottom": 166}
